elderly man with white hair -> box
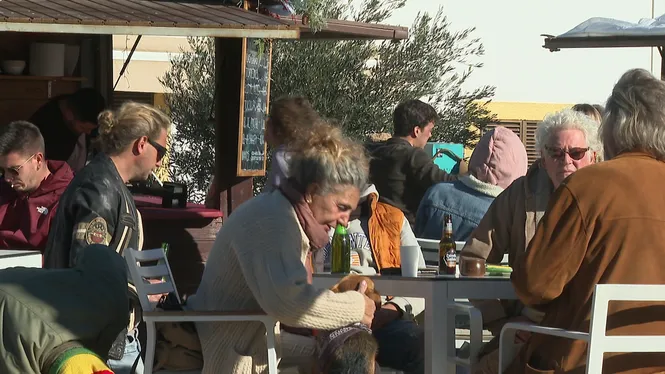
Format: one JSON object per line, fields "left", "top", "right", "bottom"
{"left": 459, "top": 107, "right": 602, "bottom": 374}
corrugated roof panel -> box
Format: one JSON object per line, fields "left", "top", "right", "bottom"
{"left": 0, "top": 0, "right": 407, "bottom": 40}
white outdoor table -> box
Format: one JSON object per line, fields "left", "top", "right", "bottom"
{"left": 313, "top": 273, "right": 517, "bottom": 374}
{"left": 0, "top": 249, "right": 42, "bottom": 269}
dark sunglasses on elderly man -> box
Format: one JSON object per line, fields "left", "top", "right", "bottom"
{"left": 545, "top": 146, "right": 589, "bottom": 161}
{"left": 147, "top": 139, "right": 167, "bottom": 161}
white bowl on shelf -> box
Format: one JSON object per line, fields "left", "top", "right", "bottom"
{"left": 2, "top": 60, "right": 26, "bottom": 75}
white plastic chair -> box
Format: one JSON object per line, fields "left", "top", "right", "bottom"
{"left": 416, "top": 238, "right": 487, "bottom": 368}
{"left": 416, "top": 238, "right": 440, "bottom": 267}
{"left": 415, "top": 238, "right": 468, "bottom": 267}
{"left": 124, "top": 248, "right": 278, "bottom": 374}
{"left": 499, "top": 284, "right": 665, "bottom": 373}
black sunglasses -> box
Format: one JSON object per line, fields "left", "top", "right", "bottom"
{"left": 545, "top": 146, "right": 589, "bottom": 161}
{"left": 148, "top": 139, "right": 167, "bottom": 161}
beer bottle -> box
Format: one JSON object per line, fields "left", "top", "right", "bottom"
{"left": 331, "top": 224, "right": 351, "bottom": 274}
{"left": 439, "top": 214, "right": 457, "bottom": 275}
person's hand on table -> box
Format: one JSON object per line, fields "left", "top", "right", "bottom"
{"left": 357, "top": 280, "right": 377, "bottom": 327}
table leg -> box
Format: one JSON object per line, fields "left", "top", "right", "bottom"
{"left": 424, "top": 281, "right": 456, "bottom": 374}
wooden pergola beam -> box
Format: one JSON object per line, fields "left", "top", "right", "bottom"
{"left": 542, "top": 34, "right": 665, "bottom": 80}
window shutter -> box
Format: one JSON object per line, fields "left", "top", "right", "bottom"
{"left": 485, "top": 119, "right": 523, "bottom": 142}
{"left": 524, "top": 120, "right": 539, "bottom": 165}
{"left": 483, "top": 119, "right": 540, "bottom": 166}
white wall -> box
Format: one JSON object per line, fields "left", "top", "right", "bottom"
{"left": 384, "top": 0, "right": 663, "bottom": 104}
{"left": 113, "top": 35, "right": 188, "bottom": 92}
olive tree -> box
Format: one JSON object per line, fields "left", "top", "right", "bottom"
{"left": 162, "top": 0, "right": 495, "bottom": 201}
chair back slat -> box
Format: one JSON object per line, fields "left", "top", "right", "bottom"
{"left": 142, "top": 281, "right": 175, "bottom": 296}
{"left": 132, "top": 248, "right": 168, "bottom": 262}
{"left": 587, "top": 284, "right": 665, "bottom": 373}
{"left": 124, "top": 247, "right": 181, "bottom": 312}
{"left": 138, "top": 264, "right": 170, "bottom": 279}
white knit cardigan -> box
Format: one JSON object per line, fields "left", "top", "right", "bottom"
{"left": 189, "top": 190, "right": 366, "bottom": 374}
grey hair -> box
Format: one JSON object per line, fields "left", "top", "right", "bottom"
{"left": 572, "top": 103, "right": 602, "bottom": 123}
{"left": 289, "top": 123, "right": 368, "bottom": 194}
{"left": 536, "top": 108, "right": 603, "bottom": 159}
{"left": 601, "top": 68, "right": 665, "bottom": 160}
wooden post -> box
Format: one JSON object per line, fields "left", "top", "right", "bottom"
{"left": 214, "top": 37, "right": 254, "bottom": 217}
{"left": 659, "top": 46, "right": 665, "bottom": 81}
{"left": 97, "top": 35, "right": 114, "bottom": 104}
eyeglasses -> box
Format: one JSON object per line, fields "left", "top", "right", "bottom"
{"left": 545, "top": 146, "right": 589, "bottom": 161}
{"left": 148, "top": 139, "right": 167, "bottom": 161}
{"left": 0, "top": 153, "right": 35, "bottom": 177}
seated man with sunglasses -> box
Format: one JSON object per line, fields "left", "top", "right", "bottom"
{"left": 0, "top": 121, "right": 74, "bottom": 251}
{"left": 458, "top": 108, "right": 602, "bottom": 374}
{"left": 44, "top": 102, "right": 171, "bottom": 374}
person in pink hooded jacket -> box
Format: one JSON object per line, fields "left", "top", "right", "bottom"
{"left": 415, "top": 126, "right": 528, "bottom": 241}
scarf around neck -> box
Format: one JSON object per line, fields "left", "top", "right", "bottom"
{"left": 279, "top": 178, "right": 330, "bottom": 250}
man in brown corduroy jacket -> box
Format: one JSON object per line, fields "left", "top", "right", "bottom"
{"left": 508, "top": 68, "right": 665, "bottom": 373}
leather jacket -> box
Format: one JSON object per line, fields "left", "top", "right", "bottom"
{"left": 43, "top": 153, "right": 143, "bottom": 360}
{"left": 44, "top": 153, "right": 142, "bottom": 268}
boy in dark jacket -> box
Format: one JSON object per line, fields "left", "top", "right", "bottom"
{"left": 368, "top": 100, "right": 456, "bottom": 225}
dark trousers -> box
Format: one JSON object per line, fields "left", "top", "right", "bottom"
{"left": 374, "top": 319, "right": 425, "bottom": 374}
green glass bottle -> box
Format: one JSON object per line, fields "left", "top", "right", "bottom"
{"left": 161, "top": 242, "right": 170, "bottom": 257}
{"left": 331, "top": 224, "right": 351, "bottom": 274}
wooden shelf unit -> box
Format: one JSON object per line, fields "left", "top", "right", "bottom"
{"left": 0, "top": 75, "right": 85, "bottom": 125}
{"left": 0, "top": 75, "right": 85, "bottom": 81}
